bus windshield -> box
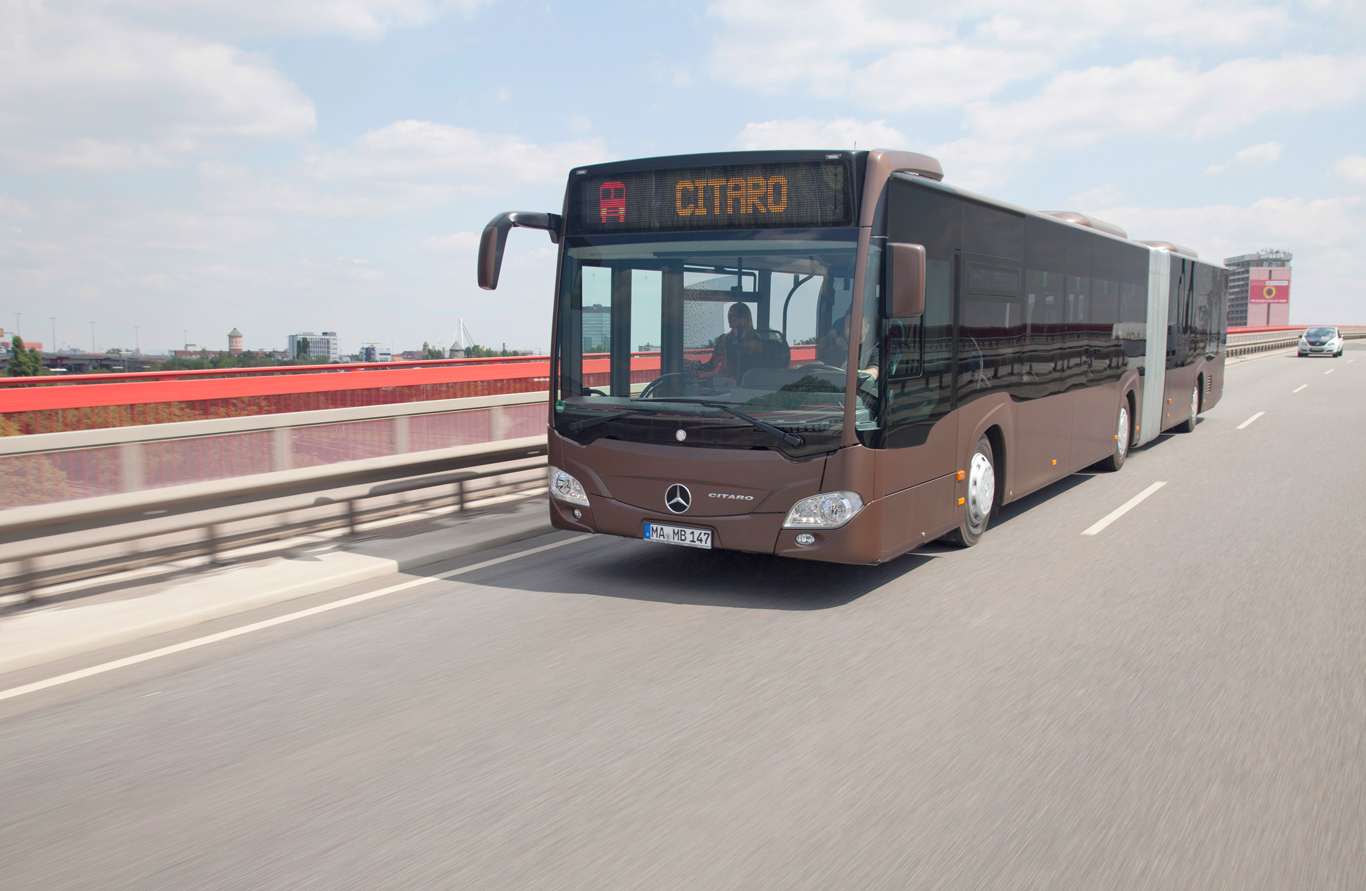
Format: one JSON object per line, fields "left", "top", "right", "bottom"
{"left": 554, "top": 229, "right": 867, "bottom": 455}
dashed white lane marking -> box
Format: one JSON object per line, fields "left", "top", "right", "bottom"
{"left": 1293, "top": 384, "right": 1308, "bottom": 393}
{"left": 0, "top": 536, "right": 589, "bottom": 704}
{"left": 1236, "top": 411, "right": 1266, "bottom": 430}
{"left": 1083, "top": 482, "right": 1167, "bottom": 537}
{"left": 1324, "top": 368, "right": 1335, "bottom": 375}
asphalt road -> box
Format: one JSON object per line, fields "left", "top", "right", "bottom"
{"left": 2, "top": 345, "right": 1363, "bottom": 890}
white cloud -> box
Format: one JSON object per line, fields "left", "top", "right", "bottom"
{"left": 568, "top": 115, "right": 592, "bottom": 134}
{"left": 102, "top": 0, "right": 494, "bottom": 39}
{"left": 922, "top": 137, "right": 1033, "bottom": 191}
{"left": 0, "top": 196, "right": 37, "bottom": 219}
{"left": 848, "top": 45, "right": 1053, "bottom": 110}
{"left": 0, "top": 2, "right": 315, "bottom": 171}
{"left": 731, "top": 118, "right": 906, "bottom": 151}
{"left": 1064, "top": 183, "right": 1124, "bottom": 210}
{"left": 419, "top": 232, "right": 480, "bottom": 252}
{"left": 706, "top": 0, "right": 1032, "bottom": 106}
{"left": 1206, "top": 141, "right": 1284, "bottom": 174}
{"left": 1334, "top": 154, "right": 1366, "bottom": 186}
{"left": 705, "top": 0, "right": 1306, "bottom": 107}
{"left": 303, "top": 120, "right": 609, "bottom": 187}
{"left": 970, "top": 0, "right": 1291, "bottom": 48}
{"left": 966, "top": 55, "right": 1366, "bottom": 151}
{"left": 199, "top": 161, "right": 455, "bottom": 219}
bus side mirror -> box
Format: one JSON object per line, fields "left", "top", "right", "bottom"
{"left": 887, "top": 243, "right": 926, "bottom": 318}
{"left": 477, "top": 211, "right": 563, "bottom": 290}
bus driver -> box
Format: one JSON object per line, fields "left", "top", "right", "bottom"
{"left": 694, "top": 302, "right": 764, "bottom": 381}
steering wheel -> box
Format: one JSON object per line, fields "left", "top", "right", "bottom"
{"left": 795, "top": 363, "right": 845, "bottom": 373}
{"left": 582, "top": 387, "right": 608, "bottom": 397}
{"left": 638, "top": 372, "right": 694, "bottom": 399}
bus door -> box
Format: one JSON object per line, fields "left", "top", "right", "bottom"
{"left": 1163, "top": 258, "right": 1196, "bottom": 425}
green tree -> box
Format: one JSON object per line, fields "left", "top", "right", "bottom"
{"left": 7, "top": 335, "right": 45, "bottom": 376}
{"left": 295, "top": 337, "right": 311, "bottom": 359}
{"left": 463, "top": 343, "right": 520, "bottom": 358}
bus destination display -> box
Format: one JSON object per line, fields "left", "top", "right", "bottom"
{"left": 570, "top": 160, "right": 853, "bottom": 234}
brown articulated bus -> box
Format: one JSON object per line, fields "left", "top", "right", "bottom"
{"left": 478, "top": 150, "right": 1228, "bottom": 563}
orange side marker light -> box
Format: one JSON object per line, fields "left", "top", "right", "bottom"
{"left": 957, "top": 470, "right": 966, "bottom": 481}
{"left": 958, "top": 497, "right": 965, "bottom": 505}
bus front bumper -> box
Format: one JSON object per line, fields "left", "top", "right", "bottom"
{"left": 548, "top": 493, "right": 888, "bottom": 565}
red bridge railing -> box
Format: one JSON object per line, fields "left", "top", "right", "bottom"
{"left": 0, "top": 348, "right": 819, "bottom": 436}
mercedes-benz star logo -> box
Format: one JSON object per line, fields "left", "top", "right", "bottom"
{"left": 665, "top": 484, "right": 691, "bottom": 514}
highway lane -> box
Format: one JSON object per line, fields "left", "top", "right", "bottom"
{"left": 2, "top": 344, "right": 1363, "bottom": 890}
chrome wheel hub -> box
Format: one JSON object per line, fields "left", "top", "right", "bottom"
{"left": 1190, "top": 386, "right": 1199, "bottom": 425}
{"left": 1117, "top": 406, "right": 1129, "bottom": 457}
{"left": 966, "top": 451, "right": 994, "bottom": 531}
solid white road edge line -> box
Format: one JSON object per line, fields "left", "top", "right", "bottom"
{"left": 0, "top": 535, "right": 589, "bottom": 704}
{"left": 1292, "top": 385, "right": 1308, "bottom": 393}
{"left": 1236, "top": 411, "right": 1266, "bottom": 430}
{"left": 1082, "top": 482, "right": 1167, "bottom": 537}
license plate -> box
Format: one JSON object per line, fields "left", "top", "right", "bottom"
{"left": 643, "top": 522, "right": 713, "bottom": 549}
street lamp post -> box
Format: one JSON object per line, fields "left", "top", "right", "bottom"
{"left": 50, "top": 317, "right": 56, "bottom": 353}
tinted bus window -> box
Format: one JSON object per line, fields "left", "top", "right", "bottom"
{"left": 1090, "top": 237, "right": 1120, "bottom": 327}
{"left": 1025, "top": 217, "right": 1067, "bottom": 398}
{"left": 960, "top": 252, "right": 1026, "bottom": 406}
{"left": 963, "top": 200, "right": 1023, "bottom": 260}
{"left": 884, "top": 179, "right": 958, "bottom": 447}
{"left": 1119, "top": 244, "right": 1149, "bottom": 323}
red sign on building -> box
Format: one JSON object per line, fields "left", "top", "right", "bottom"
{"left": 1248, "top": 266, "right": 1291, "bottom": 304}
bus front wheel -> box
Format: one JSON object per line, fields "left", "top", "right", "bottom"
{"left": 1100, "top": 396, "right": 1131, "bottom": 472}
{"left": 947, "top": 436, "right": 995, "bottom": 548}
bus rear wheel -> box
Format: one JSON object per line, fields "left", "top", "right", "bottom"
{"left": 948, "top": 437, "right": 995, "bottom": 548}
{"left": 1175, "top": 382, "right": 1199, "bottom": 433}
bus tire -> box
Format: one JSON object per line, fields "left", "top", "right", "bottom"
{"left": 948, "top": 436, "right": 995, "bottom": 548}
{"left": 1175, "top": 382, "right": 1199, "bottom": 433}
{"left": 1100, "top": 394, "right": 1131, "bottom": 472}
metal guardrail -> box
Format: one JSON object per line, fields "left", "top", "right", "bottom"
{"left": 1, "top": 392, "right": 552, "bottom": 597}
{"left": 1, "top": 391, "right": 547, "bottom": 509}
{"left": 0, "top": 437, "right": 549, "bottom": 599}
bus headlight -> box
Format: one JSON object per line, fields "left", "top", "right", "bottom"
{"left": 783, "top": 492, "right": 864, "bottom": 529}
{"left": 548, "top": 468, "right": 590, "bottom": 506}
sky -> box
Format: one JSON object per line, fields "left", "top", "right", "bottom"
{"left": 1, "top": 0, "right": 1364, "bottom": 355}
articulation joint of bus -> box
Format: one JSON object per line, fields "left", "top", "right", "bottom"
{"left": 478, "top": 150, "right": 1227, "bottom": 564}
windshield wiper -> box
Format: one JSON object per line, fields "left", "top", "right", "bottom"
{"left": 567, "top": 404, "right": 805, "bottom": 449}
{"left": 698, "top": 402, "right": 804, "bottom": 448}
{"left": 566, "top": 411, "right": 639, "bottom": 434}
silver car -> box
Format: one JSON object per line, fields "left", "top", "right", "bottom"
{"left": 1299, "top": 326, "right": 1344, "bottom": 358}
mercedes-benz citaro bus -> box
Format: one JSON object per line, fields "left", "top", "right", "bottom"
{"left": 477, "top": 150, "right": 1228, "bottom": 563}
